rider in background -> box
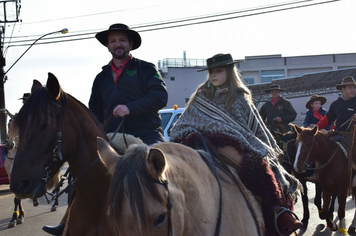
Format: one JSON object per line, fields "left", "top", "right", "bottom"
{"left": 317, "top": 76, "right": 356, "bottom": 132}
{"left": 303, "top": 94, "right": 331, "bottom": 130}
{"left": 259, "top": 84, "right": 297, "bottom": 133}
{"left": 170, "top": 53, "right": 302, "bottom": 236}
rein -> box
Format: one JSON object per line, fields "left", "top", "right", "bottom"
{"left": 103, "top": 114, "right": 128, "bottom": 148}
{"left": 199, "top": 134, "right": 262, "bottom": 236}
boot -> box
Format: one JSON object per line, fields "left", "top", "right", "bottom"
{"left": 274, "top": 205, "right": 303, "bottom": 236}
{"left": 42, "top": 220, "right": 65, "bottom": 236}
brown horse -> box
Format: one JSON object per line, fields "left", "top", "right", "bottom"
{"left": 293, "top": 125, "right": 353, "bottom": 234}
{"left": 9, "top": 73, "right": 113, "bottom": 235}
{"left": 97, "top": 137, "right": 265, "bottom": 236}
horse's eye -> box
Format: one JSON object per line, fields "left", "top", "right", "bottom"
{"left": 154, "top": 213, "right": 167, "bottom": 227}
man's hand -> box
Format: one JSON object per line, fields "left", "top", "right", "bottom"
{"left": 113, "top": 105, "right": 130, "bottom": 118}
{"left": 273, "top": 117, "right": 282, "bottom": 122}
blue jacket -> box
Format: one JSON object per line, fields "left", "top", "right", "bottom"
{"left": 303, "top": 107, "right": 331, "bottom": 130}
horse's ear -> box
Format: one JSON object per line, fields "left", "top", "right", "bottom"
{"left": 97, "top": 137, "right": 121, "bottom": 175}
{"left": 293, "top": 124, "right": 302, "bottom": 134}
{"left": 147, "top": 148, "right": 166, "bottom": 180}
{"left": 312, "top": 125, "right": 319, "bottom": 136}
{"left": 31, "top": 80, "right": 43, "bottom": 93}
{"left": 46, "top": 72, "right": 61, "bottom": 100}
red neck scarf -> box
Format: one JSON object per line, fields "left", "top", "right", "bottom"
{"left": 271, "top": 96, "right": 280, "bottom": 107}
{"left": 313, "top": 109, "right": 323, "bottom": 121}
{"left": 110, "top": 55, "right": 131, "bottom": 85}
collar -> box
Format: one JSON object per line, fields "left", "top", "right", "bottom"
{"left": 111, "top": 54, "right": 131, "bottom": 70}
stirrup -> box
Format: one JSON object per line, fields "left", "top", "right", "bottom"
{"left": 274, "top": 207, "right": 300, "bottom": 236}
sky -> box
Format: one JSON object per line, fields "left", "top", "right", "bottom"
{"left": 1, "top": 0, "right": 356, "bottom": 114}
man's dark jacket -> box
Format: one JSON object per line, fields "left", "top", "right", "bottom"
{"left": 89, "top": 57, "right": 168, "bottom": 137}
{"left": 259, "top": 96, "right": 297, "bottom": 128}
{"left": 322, "top": 96, "right": 356, "bottom": 132}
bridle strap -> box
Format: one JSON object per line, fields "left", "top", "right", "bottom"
{"left": 199, "top": 135, "right": 223, "bottom": 236}
{"left": 70, "top": 157, "right": 100, "bottom": 186}
{"left": 154, "top": 179, "right": 173, "bottom": 236}
{"left": 199, "top": 134, "right": 262, "bottom": 236}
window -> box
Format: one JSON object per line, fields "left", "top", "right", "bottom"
{"left": 185, "top": 98, "right": 190, "bottom": 103}
{"left": 243, "top": 78, "right": 254, "bottom": 85}
{"left": 170, "top": 77, "right": 175, "bottom": 81}
{"left": 261, "top": 70, "right": 284, "bottom": 83}
{"left": 160, "top": 113, "right": 172, "bottom": 130}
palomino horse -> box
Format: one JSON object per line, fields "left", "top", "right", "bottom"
{"left": 275, "top": 130, "right": 337, "bottom": 227}
{"left": 5, "top": 117, "right": 61, "bottom": 228}
{"left": 293, "top": 125, "right": 354, "bottom": 234}
{"left": 97, "top": 137, "right": 265, "bottom": 236}
{"left": 9, "top": 73, "right": 113, "bottom": 235}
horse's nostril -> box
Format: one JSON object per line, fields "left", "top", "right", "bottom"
{"left": 18, "top": 179, "right": 33, "bottom": 193}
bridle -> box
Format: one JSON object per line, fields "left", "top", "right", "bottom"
{"left": 153, "top": 179, "right": 173, "bottom": 236}
{"left": 301, "top": 136, "right": 316, "bottom": 171}
{"left": 301, "top": 134, "right": 342, "bottom": 171}
{"left": 43, "top": 94, "right": 100, "bottom": 188}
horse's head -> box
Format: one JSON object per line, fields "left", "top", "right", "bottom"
{"left": 293, "top": 125, "right": 318, "bottom": 173}
{"left": 9, "top": 73, "right": 84, "bottom": 199}
{"left": 98, "top": 138, "right": 171, "bottom": 236}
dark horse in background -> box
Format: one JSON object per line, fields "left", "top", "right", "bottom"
{"left": 9, "top": 73, "right": 114, "bottom": 235}
{"left": 293, "top": 125, "right": 356, "bottom": 234}
{"left": 274, "top": 126, "right": 337, "bottom": 228}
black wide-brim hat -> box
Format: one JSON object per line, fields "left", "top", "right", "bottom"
{"left": 264, "top": 84, "right": 284, "bottom": 93}
{"left": 305, "top": 94, "right": 327, "bottom": 109}
{"left": 335, "top": 76, "right": 356, "bottom": 90}
{"left": 18, "top": 93, "right": 30, "bottom": 100}
{"left": 95, "top": 23, "right": 141, "bottom": 50}
{"left": 197, "top": 53, "right": 238, "bottom": 72}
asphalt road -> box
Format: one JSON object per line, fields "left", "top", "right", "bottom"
{"left": 1, "top": 166, "right": 356, "bottom": 236}
{"left": 0, "top": 166, "right": 68, "bottom": 236}
{"left": 293, "top": 182, "right": 356, "bottom": 236}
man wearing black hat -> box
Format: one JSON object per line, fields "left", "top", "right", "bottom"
{"left": 89, "top": 23, "right": 168, "bottom": 144}
{"left": 317, "top": 76, "right": 356, "bottom": 132}
{"left": 259, "top": 84, "right": 297, "bottom": 133}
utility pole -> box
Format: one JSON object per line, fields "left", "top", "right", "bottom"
{"left": 0, "top": 0, "right": 21, "bottom": 143}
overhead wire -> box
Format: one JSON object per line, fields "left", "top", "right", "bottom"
{"left": 4, "top": 0, "right": 340, "bottom": 48}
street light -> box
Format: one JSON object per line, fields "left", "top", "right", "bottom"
{"left": 4, "top": 28, "right": 69, "bottom": 75}
{"left": 0, "top": 28, "right": 68, "bottom": 143}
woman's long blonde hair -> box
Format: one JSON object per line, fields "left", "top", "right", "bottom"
{"left": 186, "top": 64, "right": 252, "bottom": 113}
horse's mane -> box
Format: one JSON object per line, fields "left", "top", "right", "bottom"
{"left": 14, "top": 87, "right": 105, "bottom": 148}
{"left": 107, "top": 144, "right": 165, "bottom": 234}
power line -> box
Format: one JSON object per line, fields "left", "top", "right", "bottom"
{"left": 4, "top": 0, "right": 340, "bottom": 48}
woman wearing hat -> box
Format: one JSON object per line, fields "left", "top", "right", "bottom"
{"left": 303, "top": 94, "right": 331, "bottom": 130}
{"left": 317, "top": 76, "right": 356, "bottom": 132}
{"left": 170, "top": 53, "right": 302, "bottom": 236}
